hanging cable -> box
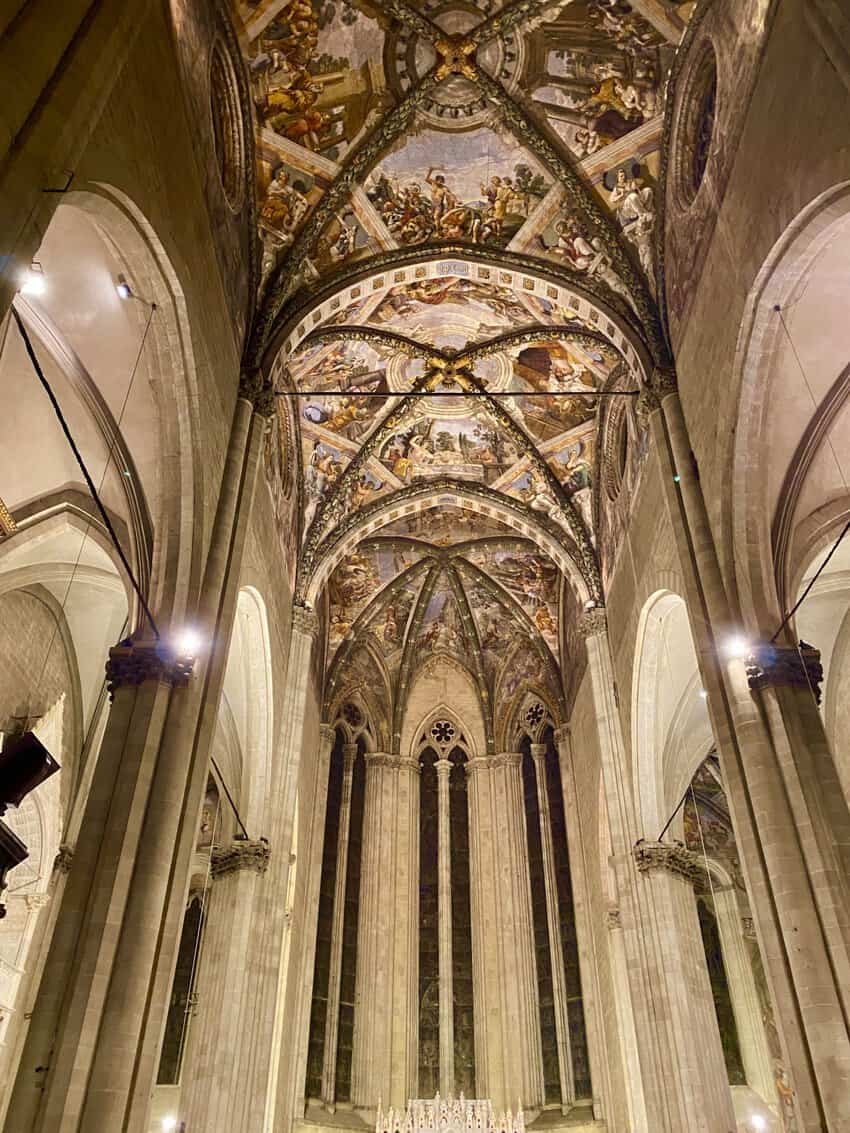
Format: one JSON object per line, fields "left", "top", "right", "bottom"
{"left": 11, "top": 305, "right": 160, "bottom": 641}
{"left": 210, "top": 754, "right": 250, "bottom": 840}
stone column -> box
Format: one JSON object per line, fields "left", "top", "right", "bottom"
{"left": 278, "top": 723, "right": 335, "bottom": 1131}
{"left": 529, "top": 743, "right": 574, "bottom": 1111}
{"left": 435, "top": 758, "right": 454, "bottom": 1096}
{"left": 553, "top": 726, "right": 609, "bottom": 1121}
{"left": 3, "top": 639, "right": 181, "bottom": 1133}
{"left": 321, "top": 742, "right": 358, "bottom": 1107}
{"left": 180, "top": 840, "right": 271, "bottom": 1131}
{"left": 650, "top": 382, "right": 850, "bottom": 1127}
{"left": 632, "top": 841, "right": 736, "bottom": 1133}
{"left": 351, "top": 754, "right": 419, "bottom": 1115}
{"left": 807, "top": 0, "right": 850, "bottom": 92}
{"left": 581, "top": 611, "right": 657, "bottom": 1133}
{"left": 76, "top": 397, "right": 264, "bottom": 1133}
{"left": 710, "top": 883, "right": 776, "bottom": 1105}
{"left": 467, "top": 754, "right": 544, "bottom": 1113}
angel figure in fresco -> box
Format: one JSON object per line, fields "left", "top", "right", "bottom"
{"left": 541, "top": 216, "right": 633, "bottom": 306}
{"left": 260, "top": 168, "right": 310, "bottom": 240}
{"left": 608, "top": 164, "right": 656, "bottom": 276}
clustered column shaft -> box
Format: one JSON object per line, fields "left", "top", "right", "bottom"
{"left": 321, "top": 743, "right": 358, "bottom": 1106}
{"left": 435, "top": 758, "right": 454, "bottom": 1095}
{"left": 530, "top": 743, "right": 574, "bottom": 1111}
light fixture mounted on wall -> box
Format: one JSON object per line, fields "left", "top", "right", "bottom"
{"left": 115, "top": 273, "right": 133, "bottom": 300}
{"left": 20, "top": 262, "right": 46, "bottom": 297}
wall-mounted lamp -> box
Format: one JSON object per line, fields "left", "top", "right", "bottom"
{"left": 115, "top": 273, "right": 133, "bottom": 300}
{"left": 20, "top": 262, "right": 46, "bottom": 297}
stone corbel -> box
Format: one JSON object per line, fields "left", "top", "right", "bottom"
{"left": 105, "top": 638, "right": 194, "bottom": 699}
{"left": 633, "top": 839, "right": 702, "bottom": 885}
{"left": 291, "top": 604, "right": 319, "bottom": 640}
{"left": 210, "top": 838, "right": 271, "bottom": 878}
{"left": 746, "top": 641, "right": 823, "bottom": 705}
{"left": 53, "top": 843, "right": 74, "bottom": 874}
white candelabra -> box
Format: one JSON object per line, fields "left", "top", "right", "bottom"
{"left": 376, "top": 1095, "right": 526, "bottom": 1133}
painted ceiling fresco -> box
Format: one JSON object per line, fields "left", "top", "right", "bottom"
{"left": 237, "top": 0, "right": 695, "bottom": 746}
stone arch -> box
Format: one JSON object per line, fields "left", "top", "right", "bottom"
{"left": 411, "top": 705, "right": 475, "bottom": 761}
{"left": 6, "top": 182, "right": 206, "bottom": 630}
{"left": 730, "top": 181, "right": 850, "bottom": 630}
{"left": 303, "top": 486, "right": 593, "bottom": 609}
{"left": 268, "top": 252, "right": 656, "bottom": 385}
{"left": 631, "top": 589, "right": 712, "bottom": 838}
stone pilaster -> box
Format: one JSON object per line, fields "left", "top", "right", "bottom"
{"left": 467, "top": 753, "right": 544, "bottom": 1112}
{"left": 181, "top": 840, "right": 274, "bottom": 1133}
{"left": 321, "top": 742, "right": 358, "bottom": 1107}
{"left": 278, "top": 723, "right": 335, "bottom": 1130}
{"left": 351, "top": 754, "right": 419, "bottom": 1113}
{"left": 632, "top": 841, "right": 736, "bottom": 1133}
{"left": 435, "top": 758, "right": 454, "bottom": 1095}
{"left": 554, "top": 726, "right": 608, "bottom": 1121}
{"left": 530, "top": 743, "right": 574, "bottom": 1111}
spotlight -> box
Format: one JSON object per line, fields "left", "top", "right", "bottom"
{"left": 583, "top": 599, "right": 597, "bottom": 611}
{"left": 672, "top": 473, "right": 681, "bottom": 483}
{"left": 162, "top": 1118, "right": 179, "bottom": 1133}
{"left": 20, "top": 263, "right": 46, "bottom": 296}
{"left": 724, "top": 634, "right": 751, "bottom": 661}
{"left": 176, "top": 628, "right": 202, "bottom": 658}
{"left": 698, "top": 689, "right": 708, "bottom": 699}
{"left": 115, "top": 274, "right": 132, "bottom": 300}
{"left": 750, "top": 1116, "right": 767, "bottom": 1132}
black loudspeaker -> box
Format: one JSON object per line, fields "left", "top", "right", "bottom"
{"left": 0, "top": 731, "right": 60, "bottom": 816}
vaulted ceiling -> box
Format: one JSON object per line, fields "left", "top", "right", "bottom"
{"left": 231, "top": 0, "right": 692, "bottom": 733}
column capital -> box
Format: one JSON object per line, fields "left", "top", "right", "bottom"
{"left": 291, "top": 604, "right": 318, "bottom": 639}
{"left": 53, "top": 843, "right": 74, "bottom": 874}
{"left": 342, "top": 742, "right": 359, "bottom": 766}
{"left": 633, "top": 839, "right": 701, "bottom": 884}
{"left": 238, "top": 368, "right": 276, "bottom": 417}
{"left": 578, "top": 606, "right": 608, "bottom": 638}
{"left": 364, "top": 751, "right": 419, "bottom": 772}
{"left": 605, "top": 906, "right": 622, "bottom": 931}
{"left": 529, "top": 742, "right": 547, "bottom": 761}
{"left": 319, "top": 722, "right": 336, "bottom": 746}
{"left": 553, "top": 724, "right": 571, "bottom": 748}
{"left": 105, "top": 638, "right": 194, "bottom": 699}
{"left": 211, "top": 838, "right": 271, "bottom": 878}
{"left": 434, "top": 757, "right": 453, "bottom": 777}
{"left": 492, "top": 751, "right": 522, "bottom": 768}
{"left": 746, "top": 640, "right": 823, "bottom": 704}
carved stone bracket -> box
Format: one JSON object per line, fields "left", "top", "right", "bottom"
{"left": 578, "top": 606, "right": 608, "bottom": 638}
{"left": 53, "top": 844, "right": 74, "bottom": 874}
{"left": 746, "top": 641, "right": 823, "bottom": 705}
{"left": 105, "top": 639, "right": 194, "bottom": 699}
{"left": 633, "top": 839, "right": 702, "bottom": 885}
{"left": 211, "top": 838, "right": 271, "bottom": 878}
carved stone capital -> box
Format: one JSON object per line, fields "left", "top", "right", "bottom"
{"left": 319, "top": 723, "right": 336, "bottom": 747}
{"left": 211, "top": 838, "right": 271, "bottom": 878}
{"left": 529, "top": 742, "right": 547, "bottom": 761}
{"left": 578, "top": 606, "right": 608, "bottom": 638}
{"left": 491, "top": 751, "right": 522, "bottom": 770}
{"left": 238, "top": 368, "right": 276, "bottom": 418}
{"left": 105, "top": 638, "right": 194, "bottom": 699}
{"left": 605, "top": 907, "right": 622, "bottom": 931}
{"left": 24, "top": 892, "right": 51, "bottom": 911}
{"left": 434, "top": 757, "right": 453, "bottom": 777}
{"left": 365, "top": 751, "right": 419, "bottom": 772}
{"left": 633, "top": 839, "right": 701, "bottom": 884}
{"left": 291, "top": 604, "right": 318, "bottom": 640}
{"left": 746, "top": 641, "right": 823, "bottom": 704}
{"left": 53, "top": 843, "right": 74, "bottom": 874}
{"left": 635, "top": 385, "right": 661, "bottom": 427}
{"left": 652, "top": 365, "right": 678, "bottom": 399}
{"left": 553, "top": 724, "right": 571, "bottom": 749}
